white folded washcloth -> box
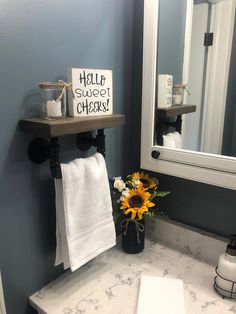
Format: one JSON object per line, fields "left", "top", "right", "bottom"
{"left": 54, "top": 153, "right": 116, "bottom": 272}
{"left": 136, "top": 276, "right": 186, "bottom": 314}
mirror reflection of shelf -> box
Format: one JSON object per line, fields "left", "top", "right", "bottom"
{"left": 156, "top": 105, "right": 196, "bottom": 118}
{"left": 156, "top": 105, "right": 196, "bottom": 145}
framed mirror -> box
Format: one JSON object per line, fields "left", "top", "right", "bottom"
{"left": 141, "top": 0, "right": 236, "bottom": 190}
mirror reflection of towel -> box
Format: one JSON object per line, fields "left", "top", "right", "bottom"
{"left": 163, "top": 132, "right": 182, "bottom": 149}
{"left": 173, "top": 132, "right": 182, "bottom": 149}
{"left": 54, "top": 153, "right": 116, "bottom": 272}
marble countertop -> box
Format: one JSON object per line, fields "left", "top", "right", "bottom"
{"left": 30, "top": 238, "right": 236, "bottom": 314}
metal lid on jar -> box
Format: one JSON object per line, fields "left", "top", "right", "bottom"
{"left": 173, "top": 84, "right": 188, "bottom": 88}
{"left": 38, "top": 81, "right": 72, "bottom": 90}
{"left": 38, "top": 82, "right": 63, "bottom": 89}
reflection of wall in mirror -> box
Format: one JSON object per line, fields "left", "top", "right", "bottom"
{"left": 222, "top": 16, "right": 236, "bottom": 157}
{"left": 183, "top": 0, "right": 236, "bottom": 157}
{"left": 157, "top": 0, "right": 186, "bottom": 82}
{"left": 182, "top": 1, "right": 209, "bottom": 152}
{"left": 156, "top": 0, "right": 186, "bottom": 146}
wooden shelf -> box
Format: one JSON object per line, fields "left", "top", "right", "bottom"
{"left": 156, "top": 105, "right": 196, "bottom": 118}
{"left": 19, "top": 114, "right": 125, "bottom": 137}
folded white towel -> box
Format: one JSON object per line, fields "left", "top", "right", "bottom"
{"left": 136, "top": 276, "right": 185, "bottom": 314}
{"left": 54, "top": 153, "right": 116, "bottom": 272}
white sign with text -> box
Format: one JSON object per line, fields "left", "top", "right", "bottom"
{"left": 68, "top": 68, "right": 113, "bottom": 117}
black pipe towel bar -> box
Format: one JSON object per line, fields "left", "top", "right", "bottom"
{"left": 27, "top": 129, "right": 106, "bottom": 179}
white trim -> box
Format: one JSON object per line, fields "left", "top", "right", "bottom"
{"left": 141, "top": 0, "right": 236, "bottom": 190}
{"left": 182, "top": 0, "right": 194, "bottom": 96}
{"left": 181, "top": 0, "right": 193, "bottom": 139}
{"left": 0, "top": 272, "right": 6, "bottom": 314}
{"left": 200, "top": 4, "right": 216, "bottom": 152}
{"left": 142, "top": 154, "right": 236, "bottom": 190}
{"left": 141, "top": 0, "right": 158, "bottom": 167}
{"left": 201, "top": 0, "right": 236, "bottom": 154}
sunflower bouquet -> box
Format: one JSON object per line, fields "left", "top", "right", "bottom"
{"left": 111, "top": 172, "right": 170, "bottom": 221}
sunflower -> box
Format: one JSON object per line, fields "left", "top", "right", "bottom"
{"left": 120, "top": 184, "right": 155, "bottom": 220}
{"left": 132, "top": 172, "right": 158, "bottom": 190}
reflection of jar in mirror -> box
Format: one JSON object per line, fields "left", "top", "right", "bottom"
{"left": 172, "top": 84, "right": 189, "bottom": 106}
{"left": 38, "top": 82, "right": 67, "bottom": 120}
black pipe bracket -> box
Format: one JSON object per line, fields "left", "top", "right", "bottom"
{"left": 27, "top": 129, "right": 106, "bottom": 179}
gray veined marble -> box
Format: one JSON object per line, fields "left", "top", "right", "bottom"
{"left": 29, "top": 217, "right": 235, "bottom": 314}
{"left": 146, "top": 216, "right": 228, "bottom": 265}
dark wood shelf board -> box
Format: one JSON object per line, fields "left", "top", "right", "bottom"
{"left": 19, "top": 114, "right": 125, "bottom": 137}
{"left": 157, "top": 105, "right": 196, "bottom": 118}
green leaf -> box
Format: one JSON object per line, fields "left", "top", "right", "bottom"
{"left": 145, "top": 211, "right": 154, "bottom": 216}
{"left": 149, "top": 191, "right": 158, "bottom": 201}
{"left": 156, "top": 191, "right": 171, "bottom": 197}
{"left": 126, "top": 175, "right": 132, "bottom": 180}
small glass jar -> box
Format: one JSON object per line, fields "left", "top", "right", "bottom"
{"left": 172, "top": 84, "right": 187, "bottom": 106}
{"left": 38, "top": 82, "right": 66, "bottom": 119}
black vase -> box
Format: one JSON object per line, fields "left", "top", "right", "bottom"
{"left": 121, "top": 218, "right": 145, "bottom": 254}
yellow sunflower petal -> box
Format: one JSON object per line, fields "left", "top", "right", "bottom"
{"left": 137, "top": 210, "right": 143, "bottom": 220}
{"left": 131, "top": 210, "right": 137, "bottom": 220}
{"left": 124, "top": 208, "right": 132, "bottom": 215}
{"left": 148, "top": 201, "right": 155, "bottom": 207}
{"left": 132, "top": 172, "right": 141, "bottom": 180}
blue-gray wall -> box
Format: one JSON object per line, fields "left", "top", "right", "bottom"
{"left": 0, "top": 1, "right": 136, "bottom": 313}
{"left": 1, "top": 1, "right": 236, "bottom": 313}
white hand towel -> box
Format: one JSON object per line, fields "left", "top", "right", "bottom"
{"left": 136, "top": 276, "right": 185, "bottom": 314}
{"left": 54, "top": 153, "right": 116, "bottom": 272}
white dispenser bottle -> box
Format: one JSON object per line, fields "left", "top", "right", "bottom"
{"left": 215, "top": 235, "right": 236, "bottom": 298}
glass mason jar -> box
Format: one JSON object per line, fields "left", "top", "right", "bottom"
{"left": 121, "top": 215, "right": 145, "bottom": 254}
{"left": 38, "top": 82, "right": 66, "bottom": 119}
{"left": 172, "top": 84, "right": 186, "bottom": 106}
